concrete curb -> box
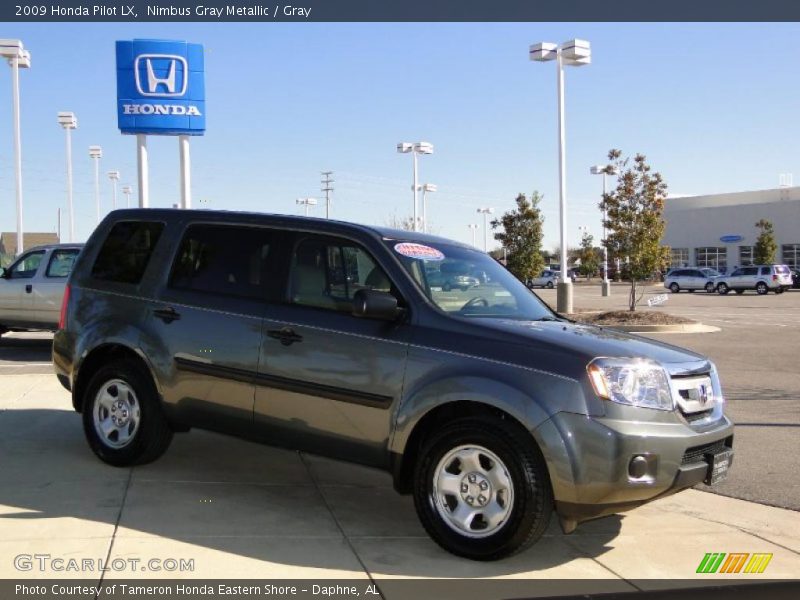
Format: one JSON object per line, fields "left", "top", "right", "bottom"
{"left": 603, "top": 323, "right": 721, "bottom": 334}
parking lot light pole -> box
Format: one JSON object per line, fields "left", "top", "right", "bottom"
{"left": 468, "top": 223, "right": 479, "bottom": 247}
{"left": 296, "top": 197, "right": 317, "bottom": 216}
{"left": 397, "top": 142, "right": 434, "bottom": 232}
{"left": 421, "top": 183, "right": 437, "bottom": 233}
{"left": 591, "top": 164, "right": 619, "bottom": 297}
{"left": 89, "top": 146, "right": 102, "bottom": 224}
{"left": 477, "top": 207, "right": 494, "bottom": 252}
{"left": 121, "top": 185, "right": 133, "bottom": 208}
{"left": 1, "top": 39, "right": 30, "bottom": 255}
{"left": 107, "top": 171, "right": 120, "bottom": 210}
{"left": 57, "top": 112, "right": 78, "bottom": 243}
{"left": 530, "top": 39, "right": 591, "bottom": 314}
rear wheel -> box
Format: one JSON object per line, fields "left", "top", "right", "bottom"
{"left": 82, "top": 359, "right": 173, "bottom": 467}
{"left": 669, "top": 283, "right": 680, "bottom": 293}
{"left": 756, "top": 282, "right": 768, "bottom": 295}
{"left": 413, "top": 417, "right": 552, "bottom": 561}
{"left": 717, "top": 283, "right": 729, "bottom": 295}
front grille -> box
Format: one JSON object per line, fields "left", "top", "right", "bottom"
{"left": 681, "top": 437, "right": 732, "bottom": 466}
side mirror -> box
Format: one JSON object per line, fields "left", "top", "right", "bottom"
{"left": 352, "top": 289, "right": 401, "bottom": 321}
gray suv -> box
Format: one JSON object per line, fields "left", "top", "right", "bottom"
{"left": 53, "top": 210, "right": 734, "bottom": 560}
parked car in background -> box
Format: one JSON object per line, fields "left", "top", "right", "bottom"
{"left": 664, "top": 268, "right": 719, "bottom": 293}
{"left": 527, "top": 269, "right": 559, "bottom": 288}
{"left": 427, "top": 270, "right": 480, "bottom": 291}
{"left": 53, "top": 209, "right": 734, "bottom": 560}
{"left": 715, "top": 265, "right": 793, "bottom": 295}
{"left": 0, "top": 244, "right": 83, "bottom": 335}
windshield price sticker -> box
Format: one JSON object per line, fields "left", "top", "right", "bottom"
{"left": 394, "top": 243, "right": 445, "bottom": 261}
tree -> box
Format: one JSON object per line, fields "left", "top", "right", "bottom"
{"left": 600, "top": 149, "right": 670, "bottom": 311}
{"left": 578, "top": 232, "right": 599, "bottom": 279}
{"left": 490, "top": 192, "right": 545, "bottom": 282}
{"left": 384, "top": 214, "right": 417, "bottom": 232}
{"left": 753, "top": 219, "right": 777, "bottom": 265}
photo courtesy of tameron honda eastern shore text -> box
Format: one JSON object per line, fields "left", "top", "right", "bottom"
{"left": 52, "top": 209, "right": 734, "bottom": 561}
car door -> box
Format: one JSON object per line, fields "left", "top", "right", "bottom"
{"left": 148, "top": 223, "right": 278, "bottom": 433}
{"left": 689, "top": 269, "right": 704, "bottom": 289}
{"left": 254, "top": 233, "right": 410, "bottom": 467}
{"left": 741, "top": 267, "right": 759, "bottom": 288}
{"left": 33, "top": 247, "right": 81, "bottom": 327}
{"left": 0, "top": 249, "right": 46, "bottom": 328}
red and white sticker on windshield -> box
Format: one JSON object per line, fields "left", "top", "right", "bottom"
{"left": 393, "top": 243, "right": 445, "bottom": 261}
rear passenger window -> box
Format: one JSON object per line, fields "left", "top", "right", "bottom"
{"left": 92, "top": 222, "right": 164, "bottom": 284}
{"left": 46, "top": 249, "right": 80, "bottom": 278}
{"left": 169, "top": 225, "right": 272, "bottom": 300}
{"left": 760, "top": 267, "right": 770, "bottom": 276}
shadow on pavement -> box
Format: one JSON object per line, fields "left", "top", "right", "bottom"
{"left": 0, "top": 408, "right": 623, "bottom": 576}
{"left": 0, "top": 334, "right": 52, "bottom": 363}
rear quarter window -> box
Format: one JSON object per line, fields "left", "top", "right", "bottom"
{"left": 91, "top": 221, "right": 164, "bottom": 284}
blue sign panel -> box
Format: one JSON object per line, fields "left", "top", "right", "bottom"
{"left": 720, "top": 235, "right": 744, "bottom": 243}
{"left": 116, "top": 39, "right": 205, "bottom": 135}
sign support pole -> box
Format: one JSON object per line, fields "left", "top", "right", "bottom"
{"left": 179, "top": 134, "right": 191, "bottom": 209}
{"left": 137, "top": 134, "right": 149, "bottom": 208}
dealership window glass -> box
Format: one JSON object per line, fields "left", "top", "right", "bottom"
{"left": 670, "top": 248, "right": 689, "bottom": 268}
{"left": 92, "top": 221, "right": 164, "bottom": 284}
{"left": 170, "top": 225, "right": 273, "bottom": 300}
{"left": 782, "top": 244, "right": 800, "bottom": 268}
{"left": 695, "top": 247, "right": 727, "bottom": 270}
{"left": 739, "top": 246, "right": 754, "bottom": 266}
{"left": 290, "top": 237, "right": 393, "bottom": 312}
{"left": 7, "top": 250, "right": 45, "bottom": 279}
{"left": 46, "top": 249, "right": 80, "bottom": 278}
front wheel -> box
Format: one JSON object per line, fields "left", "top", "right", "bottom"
{"left": 756, "top": 282, "right": 768, "bottom": 295}
{"left": 717, "top": 283, "right": 729, "bottom": 295}
{"left": 546, "top": 281, "right": 554, "bottom": 289}
{"left": 82, "top": 359, "right": 173, "bottom": 467}
{"left": 413, "top": 417, "right": 552, "bottom": 561}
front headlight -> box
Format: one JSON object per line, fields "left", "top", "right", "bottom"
{"left": 587, "top": 357, "right": 674, "bottom": 411}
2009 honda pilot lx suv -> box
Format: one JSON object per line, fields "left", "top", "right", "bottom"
{"left": 53, "top": 210, "right": 734, "bottom": 560}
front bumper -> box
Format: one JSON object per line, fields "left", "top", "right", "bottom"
{"left": 535, "top": 410, "right": 734, "bottom": 522}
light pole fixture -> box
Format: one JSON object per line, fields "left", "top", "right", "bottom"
{"left": 296, "top": 197, "right": 317, "bottom": 217}
{"left": 1, "top": 39, "right": 30, "bottom": 254}
{"left": 476, "top": 207, "right": 494, "bottom": 252}
{"left": 421, "top": 183, "right": 437, "bottom": 233}
{"left": 57, "top": 111, "right": 78, "bottom": 243}
{"left": 121, "top": 185, "right": 133, "bottom": 209}
{"left": 467, "top": 224, "right": 479, "bottom": 248}
{"left": 88, "top": 146, "right": 102, "bottom": 224}
{"left": 590, "top": 163, "right": 619, "bottom": 296}
{"left": 530, "top": 38, "right": 591, "bottom": 314}
{"left": 107, "top": 170, "right": 120, "bottom": 210}
{"left": 397, "top": 141, "right": 434, "bottom": 232}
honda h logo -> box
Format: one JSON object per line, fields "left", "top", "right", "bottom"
{"left": 134, "top": 54, "right": 188, "bottom": 97}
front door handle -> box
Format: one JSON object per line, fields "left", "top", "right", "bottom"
{"left": 25, "top": 284, "right": 32, "bottom": 293}
{"left": 154, "top": 307, "right": 181, "bottom": 324}
{"left": 267, "top": 327, "right": 303, "bottom": 346}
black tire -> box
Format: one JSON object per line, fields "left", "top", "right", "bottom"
{"left": 82, "top": 359, "right": 173, "bottom": 467}
{"left": 547, "top": 281, "right": 554, "bottom": 289}
{"left": 776, "top": 287, "right": 785, "bottom": 294}
{"left": 705, "top": 282, "right": 715, "bottom": 293}
{"left": 669, "top": 283, "right": 680, "bottom": 293}
{"left": 443, "top": 283, "right": 451, "bottom": 292}
{"left": 735, "top": 289, "right": 745, "bottom": 295}
{"left": 756, "top": 282, "right": 768, "bottom": 295}
{"left": 717, "top": 283, "right": 729, "bottom": 295}
{"left": 461, "top": 286, "right": 469, "bottom": 292}
{"left": 413, "top": 417, "right": 553, "bottom": 561}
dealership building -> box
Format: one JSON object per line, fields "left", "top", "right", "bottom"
{"left": 663, "top": 186, "right": 800, "bottom": 270}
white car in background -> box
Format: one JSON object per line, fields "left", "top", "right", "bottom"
{"left": 715, "top": 265, "right": 793, "bottom": 295}
{"left": 664, "top": 268, "right": 720, "bottom": 293}
{"left": 0, "top": 244, "right": 82, "bottom": 334}
{"left": 527, "top": 269, "right": 559, "bottom": 289}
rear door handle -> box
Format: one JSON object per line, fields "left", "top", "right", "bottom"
{"left": 267, "top": 327, "right": 303, "bottom": 346}
{"left": 154, "top": 307, "right": 181, "bottom": 323}
{"left": 25, "top": 284, "right": 32, "bottom": 293}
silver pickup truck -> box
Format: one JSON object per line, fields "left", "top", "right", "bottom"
{"left": 0, "top": 244, "right": 83, "bottom": 334}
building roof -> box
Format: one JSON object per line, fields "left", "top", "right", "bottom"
{"left": 0, "top": 232, "right": 60, "bottom": 256}
{"left": 666, "top": 186, "right": 800, "bottom": 212}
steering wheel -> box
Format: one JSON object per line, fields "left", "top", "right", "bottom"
{"left": 461, "top": 296, "right": 489, "bottom": 311}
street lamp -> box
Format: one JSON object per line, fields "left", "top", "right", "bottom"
{"left": 296, "top": 197, "right": 317, "bottom": 216}
{"left": 1, "top": 39, "right": 30, "bottom": 254}
{"left": 476, "top": 207, "right": 494, "bottom": 252}
{"left": 88, "top": 146, "right": 102, "bottom": 224}
{"left": 467, "top": 224, "right": 479, "bottom": 248}
{"left": 421, "top": 183, "right": 437, "bottom": 233}
{"left": 57, "top": 111, "right": 78, "bottom": 243}
{"left": 121, "top": 185, "right": 133, "bottom": 208}
{"left": 397, "top": 141, "right": 434, "bottom": 232}
{"left": 530, "top": 38, "right": 591, "bottom": 314}
{"left": 107, "top": 171, "right": 120, "bottom": 210}
{"left": 590, "top": 164, "right": 619, "bottom": 297}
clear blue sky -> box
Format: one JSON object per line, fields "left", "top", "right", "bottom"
{"left": 1, "top": 22, "right": 799, "bottom": 249}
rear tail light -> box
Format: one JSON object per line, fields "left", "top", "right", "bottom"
{"left": 58, "top": 284, "right": 71, "bottom": 330}
{"left": 773, "top": 274, "right": 778, "bottom": 281}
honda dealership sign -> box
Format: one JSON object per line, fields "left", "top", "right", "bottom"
{"left": 116, "top": 39, "right": 206, "bottom": 135}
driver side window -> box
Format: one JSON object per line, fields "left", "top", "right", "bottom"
{"left": 8, "top": 251, "right": 45, "bottom": 279}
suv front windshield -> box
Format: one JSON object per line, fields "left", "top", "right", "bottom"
{"left": 387, "top": 240, "right": 556, "bottom": 320}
